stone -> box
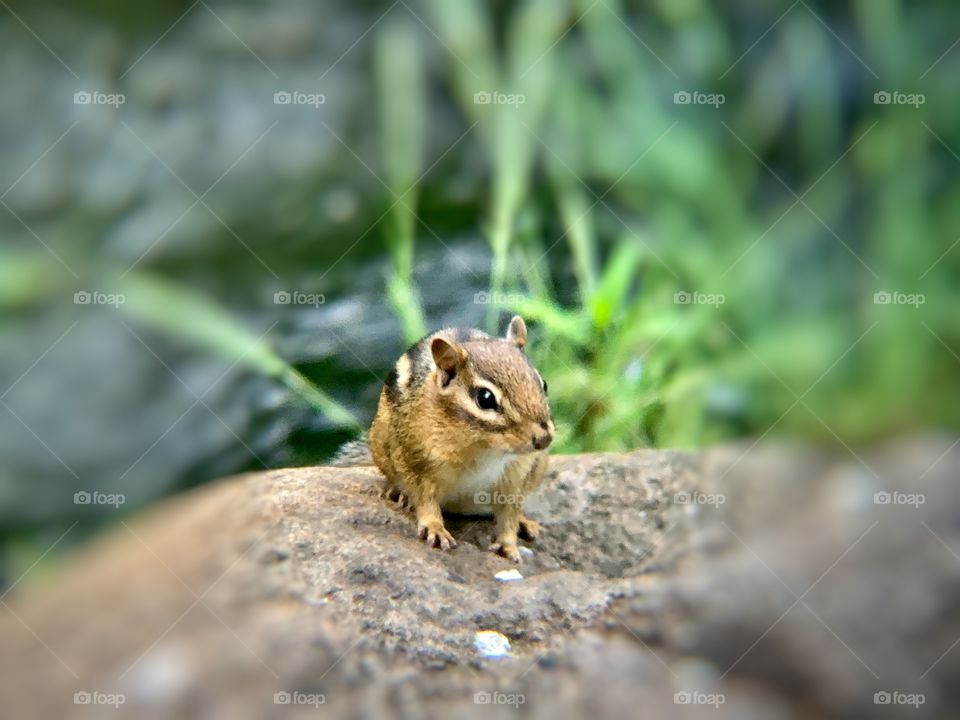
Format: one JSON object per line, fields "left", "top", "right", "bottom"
{"left": 1, "top": 438, "right": 957, "bottom": 719}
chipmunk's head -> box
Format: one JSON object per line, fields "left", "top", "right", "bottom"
{"left": 430, "top": 316, "right": 554, "bottom": 455}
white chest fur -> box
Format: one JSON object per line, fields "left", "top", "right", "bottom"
{"left": 440, "top": 451, "right": 518, "bottom": 515}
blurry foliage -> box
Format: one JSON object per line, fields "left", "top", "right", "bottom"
{"left": 417, "top": 0, "right": 958, "bottom": 450}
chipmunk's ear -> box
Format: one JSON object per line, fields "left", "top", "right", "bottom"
{"left": 506, "top": 315, "right": 527, "bottom": 350}
{"left": 431, "top": 337, "right": 467, "bottom": 386}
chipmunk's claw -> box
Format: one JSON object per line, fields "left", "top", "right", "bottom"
{"left": 418, "top": 521, "right": 456, "bottom": 550}
{"left": 489, "top": 541, "right": 521, "bottom": 563}
{"left": 381, "top": 486, "right": 410, "bottom": 509}
{"left": 518, "top": 515, "right": 541, "bottom": 541}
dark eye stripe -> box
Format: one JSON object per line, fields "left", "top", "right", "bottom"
{"left": 535, "top": 371, "right": 547, "bottom": 394}
{"left": 447, "top": 404, "right": 504, "bottom": 431}
{"left": 384, "top": 367, "right": 400, "bottom": 403}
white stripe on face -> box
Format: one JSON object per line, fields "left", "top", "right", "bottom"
{"left": 395, "top": 353, "right": 412, "bottom": 391}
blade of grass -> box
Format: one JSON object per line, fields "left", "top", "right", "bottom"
{"left": 485, "top": 0, "right": 572, "bottom": 329}
{"left": 506, "top": 295, "right": 589, "bottom": 343}
{"left": 117, "top": 272, "right": 360, "bottom": 430}
{"left": 432, "top": 0, "right": 571, "bottom": 330}
{"left": 375, "top": 17, "right": 427, "bottom": 343}
{"left": 544, "top": 44, "right": 599, "bottom": 303}
{"left": 588, "top": 239, "right": 641, "bottom": 330}
{"left": 0, "top": 252, "right": 60, "bottom": 307}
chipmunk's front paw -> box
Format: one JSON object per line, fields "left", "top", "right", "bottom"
{"left": 518, "top": 515, "right": 541, "bottom": 541}
{"left": 489, "top": 540, "right": 521, "bottom": 563}
{"left": 418, "top": 520, "right": 456, "bottom": 550}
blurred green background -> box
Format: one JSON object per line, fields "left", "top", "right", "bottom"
{"left": 0, "top": 0, "right": 957, "bottom": 580}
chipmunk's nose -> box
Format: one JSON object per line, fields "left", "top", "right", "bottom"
{"left": 532, "top": 425, "right": 553, "bottom": 450}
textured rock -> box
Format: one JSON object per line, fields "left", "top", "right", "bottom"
{"left": 1, "top": 438, "right": 958, "bottom": 719}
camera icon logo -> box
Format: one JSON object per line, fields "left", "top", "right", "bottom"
{"left": 74, "top": 491, "right": 91, "bottom": 505}
{"left": 873, "top": 91, "right": 891, "bottom": 105}
{"left": 874, "top": 691, "right": 891, "bottom": 704}
{"left": 474, "top": 491, "right": 491, "bottom": 504}
{"left": 274, "top": 291, "right": 291, "bottom": 304}
{"left": 74, "top": 91, "right": 92, "bottom": 105}
{"left": 674, "top": 491, "right": 691, "bottom": 505}
{"left": 874, "top": 491, "right": 891, "bottom": 505}
{"left": 274, "top": 91, "right": 292, "bottom": 105}
{"left": 473, "top": 291, "right": 490, "bottom": 305}
{"left": 673, "top": 91, "right": 691, "bottom": 105}
{"left": 74, "top": 291, "right": 91, "bottom": 304}
{"left": 674, "top": 691, "right": 692, "bottom": 704}
{"left": 873, "top": 291, "right": 891, "bottom": 305}
{"left": 673, "top": 291, "right": 691, "bottom": 305}
{"left": 474, "top": 91, "right": 492, "bottom": 105}
{"left": 274, "top": 691, "right": 291, "bottom": 704}
{"left": 74, "top": 691, "right": 92, "bottom": 704}
{"left": 474, "top": 691, "right": 491, "bottom": 704}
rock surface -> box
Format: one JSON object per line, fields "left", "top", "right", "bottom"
{"left": 2, "top": 438, "right": 958, "bottom": 719}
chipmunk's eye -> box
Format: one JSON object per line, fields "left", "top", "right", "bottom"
{"left": 541, "top": 377, "right": 548, "bottom": 395}
{"left": 474, "top": 387, "right": 499, "bottom": 411}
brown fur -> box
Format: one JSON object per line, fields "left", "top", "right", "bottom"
{"left": 369, "top": 316, "right": 553, "bottom": 561}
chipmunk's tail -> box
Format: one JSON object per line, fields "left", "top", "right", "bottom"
{"left": 330, "top": 434, "right": 374, "bottom": 467}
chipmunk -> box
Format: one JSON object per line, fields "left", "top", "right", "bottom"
{"left": 337, "top": 316, "right": 553, "bottom": 562}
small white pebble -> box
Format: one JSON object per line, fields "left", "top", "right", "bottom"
{"left": 474, "top": 630, "right": 511, "bottom": 658}
{"left": 519, "top": 546, "right": 534, "bottom": 558}
{"left": 494, "top": 569, "right": 523, "bottom": 582}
